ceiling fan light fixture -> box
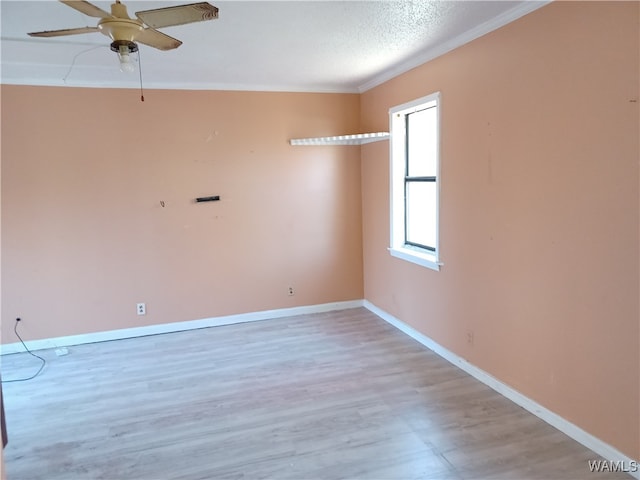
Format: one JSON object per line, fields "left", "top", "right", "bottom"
{"left": 27, "top": 0, "right": 219, "bottom": 74}
{"left": 111, "top": 40, "right": 138, "bottom": 73}
{"left": 118, "top": 47, "right": 135, "bottom": 73}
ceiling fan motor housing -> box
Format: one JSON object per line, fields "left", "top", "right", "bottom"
{"left": 98, "top": 17, "right": 144, "bottom": 43}
{"left": 98, "top": 1, "right": 144, "bottom": 43}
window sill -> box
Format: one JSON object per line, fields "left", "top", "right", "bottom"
{"left": 389, "top": 247, "right": 441, "bottom": 271}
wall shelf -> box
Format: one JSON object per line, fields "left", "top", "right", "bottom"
{"left": 289, "top": 132, "right": 389, "bottom": 146}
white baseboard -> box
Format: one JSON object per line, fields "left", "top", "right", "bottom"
{"left": 363, "top": 300, "right": 639, "bottom": 479}
{"left": 0, "top": 299, "right": 364, "bottom": 355}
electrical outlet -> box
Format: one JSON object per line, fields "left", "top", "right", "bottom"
{"left": 288, "top": 287, "right": 294, "bottom": 296}
{"left": 137, "top": 303, "right": 146, "bottom": 315}
{"left": 467, "top": 330, "right": 474, "bottom": 346}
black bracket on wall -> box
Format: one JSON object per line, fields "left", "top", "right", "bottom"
{"left": 196, "top": 195, "right": 220, "bottom": 203}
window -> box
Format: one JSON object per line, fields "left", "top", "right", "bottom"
{"left": 389, "top": 92, "right": 441, "bottom": 271}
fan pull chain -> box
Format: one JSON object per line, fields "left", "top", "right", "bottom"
{"left": 138, "top": 48, "right": 145, "bottom": 102}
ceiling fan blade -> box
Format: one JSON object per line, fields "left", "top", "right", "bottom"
{"left": 136, "top": 2, "right": 218, "bottom": 29}
{"left": 136, "top": 28, "right": 182, "bottom": 51}
{"left": 28, "top": 27, "right": 100, "bottom": 38}
{"left": 59, "top": 0, "right": 111, "bottom": 18}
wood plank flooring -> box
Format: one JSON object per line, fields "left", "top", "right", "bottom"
{"left": 1, "top": 308, "right": 631, "bottom": 479}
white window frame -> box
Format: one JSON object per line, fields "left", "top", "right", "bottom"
{"left": 389, "top": 92, "right": 442, "bottom": 271}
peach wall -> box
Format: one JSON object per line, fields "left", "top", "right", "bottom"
{"left": 1, "top": 87, "right": 363, "bottom": 342}
{"left": 361, "top": 2, "right": 639, "bottom": 459}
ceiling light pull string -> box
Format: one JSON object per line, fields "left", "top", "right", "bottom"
{"left": 138, "top": 47, "right": 144, "bottom": 102}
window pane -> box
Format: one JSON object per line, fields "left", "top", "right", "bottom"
{"left": 407, "top": 106, "right": 437, "bottom": 177}
{"left": 405, "top": 181, "right": 436, "bottom": 249}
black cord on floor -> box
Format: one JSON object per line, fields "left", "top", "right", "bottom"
{"left": 1, "top": 319, "right": 46, "bottom": 383}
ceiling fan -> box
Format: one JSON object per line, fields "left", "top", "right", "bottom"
{"left": 28, "top": 0, "right": 218, "bottom": 72}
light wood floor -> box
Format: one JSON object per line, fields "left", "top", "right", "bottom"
{"left": 1, "top": 308, "right": 630, "bottom": 479}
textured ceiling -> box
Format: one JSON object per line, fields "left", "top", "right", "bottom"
{"left": 0, "top": 1, "right": 548, "bottom": 93}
